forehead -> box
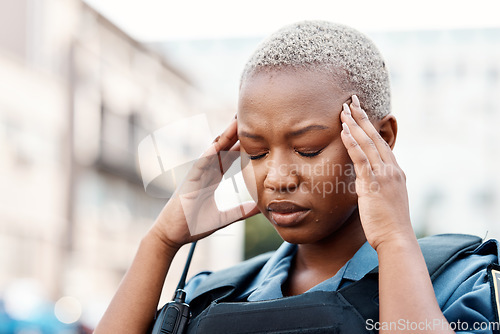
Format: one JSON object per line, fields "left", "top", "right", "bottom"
{"left": 238, "top": 68, "right": 350, "bottom": 128}
{"left": 240, "top": 67, "right": 345, "bottom": 99}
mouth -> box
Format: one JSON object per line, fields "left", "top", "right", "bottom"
{"left": 267, "top": 201, "right": 310, "bottom": 227}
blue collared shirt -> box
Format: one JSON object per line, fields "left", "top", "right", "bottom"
{"left": 185, "top": 240, "right": 499, "bottom": 333}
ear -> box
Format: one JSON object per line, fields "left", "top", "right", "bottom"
{"left": 376, "top": 114, "right": 398, "bottom": 150}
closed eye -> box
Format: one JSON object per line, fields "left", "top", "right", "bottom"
{"left": 249, "top": 153, "right": 267, "bottom": 160}
{"left": 249, "top": 149, "right": 323, "bottom": 160}
{"left": 296, "top": 149, "right": 323, "bottom": 157}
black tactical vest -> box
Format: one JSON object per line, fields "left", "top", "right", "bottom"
{"left": 159, "top": 234, "right": 489, "bottom": 333}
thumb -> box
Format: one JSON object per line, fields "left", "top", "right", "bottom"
{"left": 189, "top": 201, "right": 260, "bottom": 239}
{"left": 220, "top": 201, "right": 259, "bottom": 226}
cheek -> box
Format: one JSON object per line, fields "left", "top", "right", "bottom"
{"left": 301, "top": 154, "right": 357, "bottom": 199}
{"left": 320, "top": 162, "right": 358, "bottom": 205}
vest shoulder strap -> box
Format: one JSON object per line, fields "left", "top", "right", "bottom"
{"left": 415, "top": 233, "right": 482, "bottom": 280}
{"left": 368, "top": 233, "right": 483, "bottom": 279}
{"left": 189, "top": 251, "right": 273, "bottom": 315}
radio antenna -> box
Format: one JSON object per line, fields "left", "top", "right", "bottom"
{"left": 176, "top": 241, "right": 197, "bottom": 291}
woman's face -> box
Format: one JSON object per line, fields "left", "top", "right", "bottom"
{"left": 238, "top": 69, "right": 360, "bottom": 244}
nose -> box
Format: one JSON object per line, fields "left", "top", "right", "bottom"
{"left": 263, "top": 155, "right": 299, "bottom": 193}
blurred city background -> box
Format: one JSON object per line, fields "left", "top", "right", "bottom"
{"left": 0, "top": 0, "right": 499, "bottom": 332}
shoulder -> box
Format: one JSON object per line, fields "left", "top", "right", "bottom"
{"left": 432, "top": 237, "right": 499, "bottom": 331}
{"left": 432, "top": 237, "right": 498, "bottom": 296}
{"left": 432, "top": 237, "right": 499, "bottom": 291}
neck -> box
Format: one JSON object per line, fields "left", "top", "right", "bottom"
{"left": 294, "top": 209, "right": 366, "bottom": 276}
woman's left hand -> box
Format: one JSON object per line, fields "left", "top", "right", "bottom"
{"left": 340, "top": 95, "right": 413, "bottom": 251}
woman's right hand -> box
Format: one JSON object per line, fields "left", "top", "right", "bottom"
{"left": 150, "top": 117, "right": 260, "bottom": 251}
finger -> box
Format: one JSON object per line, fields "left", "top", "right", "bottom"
{"left": 189, "top": 144, "right": 219, "bottom": 180}
{"left": 221, "top": 141, "right": 241, "bottom": 163}
{"left": 214, "top": 118, "right": 238, "bottom": 152}
{"left": 341, "top": 122, "right": 373, "bottom": 179}
{"left": 185, "top": 143, "right": 241, "bottom": 192}
{"left": 229, "top": 141, "right": 240, "bottom": 152}
{"left": 350, "top": 95, "right": 394, "bottom": 164}
{"left": 191, "top": 119, "right": 239, "bottom": 177}
{"left": 220, "top": 201, "right": 259, "bottom": 226}
{"left": 189, "top": 201, "right": 259, "bottom": 239}
{"left": 188, "top": 201, "right": 259, "bottom": 236}
{"left": 341, "top": 102, "right": 383, "bottom": 171}
{"left": 219, "top": 142, "right": 242, "bottom": 172}
{"left": 185, "top": 150, "right": 232, "bottom": 194}
{"left": 219, "top": 150, "right": 241, "bottom": 175}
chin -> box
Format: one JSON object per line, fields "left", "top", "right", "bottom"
{"left": 273, "top": 225, "right": 339, "bottom": 245}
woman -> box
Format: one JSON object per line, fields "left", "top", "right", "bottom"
{"left": 95, "top": 21, "right": 498, "bottom": 333}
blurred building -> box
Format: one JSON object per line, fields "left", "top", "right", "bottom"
{"left": 0, "top": 0, "right": 243, "bottom": 330}
{"left": 370, "top": 29, "right": 500, "bottom": 240}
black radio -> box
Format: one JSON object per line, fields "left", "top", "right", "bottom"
{"left": 150, "top": 242, "right": 196, "bottom": 334}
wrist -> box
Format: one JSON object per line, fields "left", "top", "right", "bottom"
{"left": 370, "top": 223, "right": 416, "bottom": 253}
{"left": 144, "top": 225, "right": 182, "bottom": 256}
{"left": 374, "top": 230, "right": 419, "bottom": 255}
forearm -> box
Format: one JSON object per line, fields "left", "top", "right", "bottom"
{"left": 94, "top": 229, "right": 178, "bottom": 334}
{"left": 377, "top": 232, "right": 454, "bottom": 334}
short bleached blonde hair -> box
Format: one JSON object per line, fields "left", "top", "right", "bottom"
{"left": 241, "top": 20, "right": 391, "bottom": 119}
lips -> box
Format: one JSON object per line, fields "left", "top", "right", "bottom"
{"left": 267, "top": 201, "right": 310, "bottom": 226}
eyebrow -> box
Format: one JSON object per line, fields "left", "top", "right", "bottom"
{"left": 289, "top": 124, "right": 329, "bottom": 137}
{"left": 239, "top": 124, "right": 329, "bottom": 140}
{"left": 239, "top": 130, "right": 264, "bottom": 140}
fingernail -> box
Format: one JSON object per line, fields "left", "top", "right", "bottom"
{"left": 352, "top": 95, "right": 360, "bottom": 108}
{"left": 342, "top": 122, "right": 350, "bottom": 134}
{"left": 343, "top": 103, "right": 351, "bottom": 115}
{"left": 234, "top": 113, "right": 238, "bottom": 119}
{"left": 212, "top": 135, "right": 221, "bottom": 143}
